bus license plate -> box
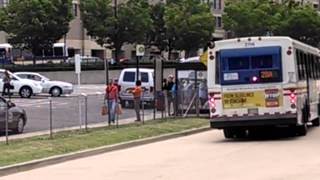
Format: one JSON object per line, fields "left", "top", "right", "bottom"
{"left": 248, "top": 108, "right": 258, "bottom": 116}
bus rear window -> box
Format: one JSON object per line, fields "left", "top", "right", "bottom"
{"left": 251, "top": 55, "right": 273, "bottom": 69}
{"left": 228, "top": 57, "right": 249, "bottom": 70}
{"left": 218, "top": 46, "right": 282, "bottom": 85}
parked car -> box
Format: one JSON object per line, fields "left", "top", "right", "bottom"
{"left": 0, "top": 69, "right": 42, "bottom": 98}
{"left": 118, "top": 68, "right": 154, "bottom": 107}
{"left": 14, "top": 72, "right": 73, "bottom": 97}
{"left": 0, "top": 97, "right": 27, "bottom": 134}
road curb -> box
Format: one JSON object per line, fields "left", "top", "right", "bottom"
{"left": 0, "top": 126, "right": 211, "bottom": 177}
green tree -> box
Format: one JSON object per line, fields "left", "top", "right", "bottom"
{"left": 223, "top": 0, "right": 320, "bottom": 47}
{"left": 276, "top": 5, "right": 320, "bottom": 47}
{"left": 80, "top": 0, "right": 152, "bottom": 61}
{"left": 223, "top": 0, "right": 280, "bottom": 37}
{"left": 0, "top": 0, "right": 73, "bottom": 61}
{"left": 164, "top": 0, "right": 215, "bottom": 58}
{"left": 147, "top": 3, "right": 167, "bottom": 53}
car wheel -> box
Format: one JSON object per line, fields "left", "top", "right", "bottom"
{"left": 13, "top": 116, "right": 25, "bottom": 134}
{"left": 50, "top": 87, "right": 62, "bottom": 97}
{"left": 19, "top": 86, "right": 32, "bottom": 98}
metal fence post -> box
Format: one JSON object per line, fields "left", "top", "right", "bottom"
{"left": 49, "top": 97, "right": 53, "bottom": 139}
{"left": 116, "top": 100, "right": 119, "bottom": 128}
{"left": 5, "top": 103, "right": 9, "bottom": 145}
{"left": 142, "top": 91, "right": 145, "bottom": 124}
{"left": 78, "top": 94, "right": 82, "bottom": 129}
{"left": 82, "top": 93, "right": 88, "bottom": 132}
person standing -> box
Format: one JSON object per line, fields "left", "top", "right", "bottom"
{"left": 2, "top": 70, "right": 11, "bottom": 97}
{"left": 131, "top": 80, "right": 142, "bottom": 122}
{"left": 167, "top": 75, "right": 176, "bottom": 116}
{"left": 199, "top": 81, "right": 208, "bottom": 108}
{"left": 105, "top": 79, "right": 118, "bottom": 124}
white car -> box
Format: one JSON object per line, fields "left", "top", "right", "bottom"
{"left": 14, "top": 72, "right": 73, "bottom": 97}
{"left": 0, "top": 69, "right": 42, "bottom": 98}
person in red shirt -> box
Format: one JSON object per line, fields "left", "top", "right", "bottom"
{"left": 131, "top": 80, "right": 142, "bottom": 122}
{"left": 105, "top": 79, "right": 118, "bottom": 124}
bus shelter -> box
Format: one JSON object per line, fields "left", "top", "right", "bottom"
{"left": 174, "top": 62, "right": 208, "bottom": 117}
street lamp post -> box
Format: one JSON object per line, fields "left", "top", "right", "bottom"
{"left": 114, "top": 0, "right": 118, "bottom": 63}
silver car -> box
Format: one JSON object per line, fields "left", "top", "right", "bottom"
{"left": 14, "top": 72, "right": 73, "bottom": 97}
{"left": 0, "top": 97, "right": 27, "bottom": 134}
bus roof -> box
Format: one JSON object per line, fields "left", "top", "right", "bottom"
{"left": 215, "top": 36, "right": 320, "bottom": 55}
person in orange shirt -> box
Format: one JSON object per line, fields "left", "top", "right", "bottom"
{"left": 105, "top": 79, "right": 118, "bottom": 124}
{"left": 131, "top": 80, "right": 142, "bottom": 122}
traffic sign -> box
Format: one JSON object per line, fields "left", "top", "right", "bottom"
{"left": 136, "top": 44, "right": 145, "bottom": 57}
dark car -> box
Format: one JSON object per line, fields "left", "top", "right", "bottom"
{"left": 0, "top": 97, "right": 27, "bottom": 134}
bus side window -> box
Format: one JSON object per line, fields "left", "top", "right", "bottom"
{"left": 307, "top": 54, "right": 312, "bottom": 79}
{"left": 312, "top": 55, "right": 317, "bottom": 79}
{"left": 296, "top": 50, "right": 305, "bottom": 80}
{"left": 303, "top": 52, "right": 308, "bottom": 80}
{"left": 317, "top": 57, "right": 320, "bottom": 79}
{"left": 215, "top": 51, "right": 220, "bottom": 84}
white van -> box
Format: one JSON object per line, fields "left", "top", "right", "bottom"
{"left": 118, "top": 68, "right": 154, "bottom": 106}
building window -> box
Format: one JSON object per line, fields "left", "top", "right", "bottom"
{"left": 212, "top": 0, "right": 222, "bottom": 10}
{"left": 217, "top": 0, "right": 221, "bottom": 9}
{"left": 73, "top": 3, "right": 78, "bottom": 16}
{"left": 0, "top": 0, "right": 9, "bottom": 7}
{"left": 216, "top": 16, "right": 222, "bottom": 28}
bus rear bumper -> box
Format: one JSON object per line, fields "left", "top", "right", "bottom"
{"left": 210, "top": 113, "right": 297, "bottom": 129}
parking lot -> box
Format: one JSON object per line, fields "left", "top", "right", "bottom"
{"left": 5, "top": 84, "right": 155, "bottom": 133}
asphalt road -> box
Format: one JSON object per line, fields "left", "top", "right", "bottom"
{"left": 7, "top": 84, "right": 155, "bottom": 133}
{"left": 2, "top": 127, "right": 320, "bottom": 180}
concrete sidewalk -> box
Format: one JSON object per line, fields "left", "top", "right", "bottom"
{"left": 0, "top": 124, "right": 209, "bottom": 178}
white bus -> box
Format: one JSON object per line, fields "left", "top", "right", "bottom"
{"left": 207, "top": 36, "right": 320, "bottom": 138}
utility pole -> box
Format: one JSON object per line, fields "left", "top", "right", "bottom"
{"left": 114, "top": 0, "right": 118, "bottom": 63}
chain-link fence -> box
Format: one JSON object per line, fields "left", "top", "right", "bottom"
{"left": 0, "top": 93, "right": 161, "bottom": 144}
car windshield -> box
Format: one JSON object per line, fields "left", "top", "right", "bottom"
{"left": 9, "top": 72, "right": 21, "bottom": 81}
{"left": 40, "top": 74, "right": 50, "bottom": 81}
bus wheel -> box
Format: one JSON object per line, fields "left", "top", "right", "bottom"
{"left": 312, "top": 118, "right": 320, "bottom": 127}
{"left": 223, "top": 128, "right": 235, "bottom": 139}
{"left": 295, "top": 124, "right": 308, "bottom": 136}
{"left": 234, "top": 129, "right": 247, "bottom": 138}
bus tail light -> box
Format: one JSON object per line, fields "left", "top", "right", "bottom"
{"left": 208, "top": 93, "right": 216, "bottom": 112}
{"left": 209, "top": 96, "right": 216, "bottom": 108}
{"left": 289, "top": 90, "right": 296, "bottom": 109}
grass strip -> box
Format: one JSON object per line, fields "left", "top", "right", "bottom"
{"left": 0, "top": 118, "right": 208, "bottom": 167}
